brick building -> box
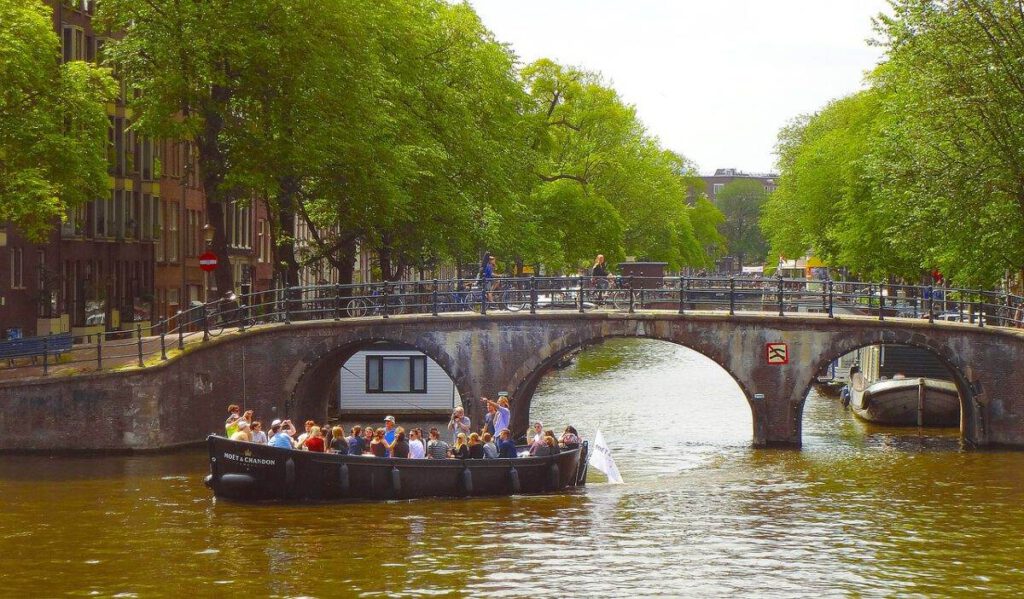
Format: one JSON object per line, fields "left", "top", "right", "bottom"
{"left": 0, "top": 1, "right": 270, "bottom": 339}
{"left": 696, "top": 167, "right": 778, "bottom": 202}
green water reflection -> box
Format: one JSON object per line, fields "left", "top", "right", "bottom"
{"left": 1, "top": 339, "right": 1023, "bottom": 596}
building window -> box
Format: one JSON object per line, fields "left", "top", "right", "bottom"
{"left": 365, "top": 355, "right": 427, "bottom": 394}
{"left": 9, "top": 247, "right": 24, "bottom": 289}
{"left": 62, "top": 25, "right": 86, "bottom": 63}
{"left": 186, "top": 210, "right": 199, "bottom": 257}
{"left": 166, "top": 201, "right": 179, "bottom": 262}
{"left": 257, "top": 219, "right": 270, "bottom": 263}
{"left": 712, "top": 183, "right": 724, "bottom": 197}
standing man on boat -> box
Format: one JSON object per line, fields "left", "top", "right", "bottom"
{"left": 447, "top": 407, "right": 471, "bottom": 444}
{"left": 483, "top": 396, "right": 511, "bottom": 436}
{"left": 383, "top": 415, "right": 398, "bottom": 446}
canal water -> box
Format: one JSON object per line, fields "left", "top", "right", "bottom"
{"left": 3, "top": 339, "right": 1024, "bottom": 596}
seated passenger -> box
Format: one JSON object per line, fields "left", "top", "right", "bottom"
{"left": 408, "top": 428, "right": 426, "bottom": 459}
{"left": 250, "top": 421, "right": 268, "bottom": 444}
{"left": 296, "top": 420, "right": 316, "bottom": 445}
{"left": 496, "top": 429, "right": 517, "bottom": 459}
{"left": 533, "top": 435, "right": 559, "bottom": 457}
{"left": 468, "top": 433, "right": 484, "bottom": 459}
{"left": 347, "top": 426, "right": 364, "bottom": 455}
{"left": 362, "top": 426, "right": 375, "bottom": 453}
{"left": 452, "top": 433, "right": 470, "bottom": 459}
{"left": 268, "top": 421, "right": 296, "bottom": 449}
{"left": 426, "top": 428, "right": 450, "bottom": 459}
{"left": 528, "top": 421, "right": 544, "bottom": 455}
{"left": 559, "top": 426, "right": 580, "bottom": 449}
{"left": 369, "top": 428, "right": 388, "bottom": 457}
{"left": 482, "top": 433, "right": 498, "bottom": 459}
{"left": 329, "top": 426, "right": 348, "bottom": 454}
{"left": 301, "top": 426, "right": 325, "bottom": 452}
{"left": 230, "top": 421, "right": 252, "bottom": 442}
{"left": 390, "top": 427, "right": 410, "bottom": 458}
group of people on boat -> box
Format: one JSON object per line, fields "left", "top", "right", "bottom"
{"left": 222, "top": 399, "right": 581, "bottom": 460}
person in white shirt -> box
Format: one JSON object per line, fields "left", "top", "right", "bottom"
{"left": 408, "top": 428, "right": 426, "bottom": 459}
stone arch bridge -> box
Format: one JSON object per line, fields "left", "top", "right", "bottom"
{"left": 2, "top": 311, "right": 1024, "bottom": 451}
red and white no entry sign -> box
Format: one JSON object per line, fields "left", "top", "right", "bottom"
{"left": 766, "top": 342, "right": 789, "bottom": 365}
{"left": 199, "top": 251, "right": 219, "bottom": 272}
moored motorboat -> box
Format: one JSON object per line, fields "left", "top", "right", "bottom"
{"left": 849, "top": 375, "right": 959, "bottom": 427}
{"left": 204, "top": 435, "right": 588, "bottom": 502}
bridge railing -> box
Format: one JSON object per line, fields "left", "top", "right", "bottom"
{"left": 2, "top": 275, "right": 1022, "bottom": 377}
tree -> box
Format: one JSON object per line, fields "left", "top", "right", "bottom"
{"left": 0, "top": 0, "right": 114, "bottom": 240}
{"left": 715, "top": 179, "right": 769, "bottom": 268}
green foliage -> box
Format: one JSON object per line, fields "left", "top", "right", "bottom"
{"left": 765, "top": 1, "right": 1024, "bottom": 286}
{"left": 523, "top": 60, "right": 718, "bottom": 272}
{"left": 715, "top": 179, "right": 769, "bottom": 267}
{"left": 98, "top": 0, "right": 720, "bottom": 280}
{"left": 0, "top": 0, "right": 114, "bottom": 241}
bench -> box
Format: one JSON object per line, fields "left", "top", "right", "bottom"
{"left": 0, "top": 333, "right": 74, "bottom": 363}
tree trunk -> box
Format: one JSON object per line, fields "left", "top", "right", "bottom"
{"left": 198, "top": 87, "right": 234, "bottom": 298}
{"left": 275, "top": 177, "right": 301, "bottom": 288}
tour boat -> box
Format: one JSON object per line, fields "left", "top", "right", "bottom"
{"left": 204, "top": 435, "right": 588, "bottom": 502}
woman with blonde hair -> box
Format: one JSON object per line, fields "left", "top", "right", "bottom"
{"left": 329, "top": 426, "right": 348, "bottom": 454}
{"left": 452, "top": 432, "right": 470, "bottom": 459}
{"left": 301, "top": 426, "right": 325, "bottom": 452}
{"left": 230, "top": 420, "right": 252, "bottom": 442}
{"left": 468, "top": 432, "right": 485, "bottom": 459}
{"left": 389, "top": 427, "right": 410, "bottom": 458}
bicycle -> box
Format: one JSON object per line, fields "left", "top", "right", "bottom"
{"left": 344, "top": 283, "right": 406, "bottom": 317}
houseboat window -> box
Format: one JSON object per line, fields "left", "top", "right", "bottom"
{"left": 366, "top": 355, "right": 427, "bottom": 393}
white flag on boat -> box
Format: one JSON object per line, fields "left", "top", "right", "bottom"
{"left": 588, "top": 429, "right": 624, "bottom": 484}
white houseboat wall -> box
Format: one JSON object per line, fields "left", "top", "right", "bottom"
{"left": 338, "top": 343, "right": 460, "bottom": 416}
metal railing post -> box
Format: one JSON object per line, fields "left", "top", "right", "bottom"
{"left": 878, "top": 282, "right": 885, "bottom": 321}
{"left": 628, "top": 276, "right": 635, "bottom": 314}
{"left": 160, "top": 330, "right": 168, "bottom": 360}
{"left": 828, "top": 280, "right": 834, "bottom": 318}
{"left": 283, "top": 287, "right": 292, "bottom": 324}
{"left": 203, "top": 310, "right": 210, "bottom": 341}
{"left": 480, "top": 281, "right": 488, "bottom": 315}
{"left": 928, "top": 286, "right": 935, "bottom": 323}
{"left": 530, "top": 277, "right": 537, "bottom": 315}
{"left": 579, "top": 279, "right": 585, "bottom": 313}
{"left": 777, "top": 275, "right": 784, "bottom": 317}
{"left": 678, "top": 276, "right": 685, "bottom": 315}
{"left": 335, "top": 285, "right": 342, "bottom": 320}
{"left": 729, "top": 276, "right": 735, "bottom": 316}
{"left": 432, "top": 280, "right": 439, "bottom": 316}
{"left": 137, "top": 325, "right": 144, "bottom": 367}
{"left": 178, "top": 313, "right": 185, "bottom": 350}
{"left": 382, "top": 284, "right": 390, "bottom": 319}
{"left": 978, "top": 292, "right": 985, "bottom": 328}
{"left": 97, "top": 331, "right": 103, "bottom": 369}
{"left": 43, "top": 334, "right": 50, "bottom": 375}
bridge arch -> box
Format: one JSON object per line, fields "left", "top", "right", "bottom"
{"left": 503, "top": 321, "right": 763, "bottom": 444}
{"left": 798, "top": 329, "right": 980, "bottom": 441}
{"left": 287, "top": 334, "right": 472, "bottom": 424}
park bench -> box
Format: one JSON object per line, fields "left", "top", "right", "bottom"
{"left": 0, "top": 333, "right": 74, "bottom": 365}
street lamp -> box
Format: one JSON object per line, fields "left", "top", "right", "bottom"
{"left": 203, "top": 223, "right": 215, "bottom": 246}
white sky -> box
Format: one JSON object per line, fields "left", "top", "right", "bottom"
{"left": 468, "top": 0, "right": 889, "bottom": 174}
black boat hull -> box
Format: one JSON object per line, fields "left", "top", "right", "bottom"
{"left": 205, "top": 436, "right": 588, "bottom": 502}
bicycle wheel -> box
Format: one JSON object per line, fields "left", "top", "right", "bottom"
{"left": 502, "top": 288, "right": 526, "bottom": 312}
{"left": 345, "top": 297, "right": 369, "bottom": 317}
{"left": 608, "top": 289, "right": 630, "bottom": 311}
{"left": 388, "top": 295, "right": 406, "bottom": 316}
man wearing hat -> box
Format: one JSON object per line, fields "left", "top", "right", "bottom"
{"left": 383, "top": 415, "right": 398, "bottom": 446}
